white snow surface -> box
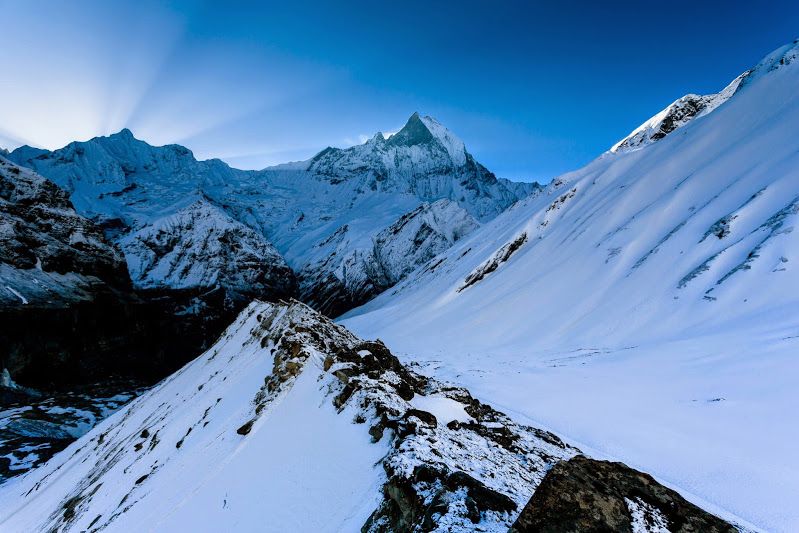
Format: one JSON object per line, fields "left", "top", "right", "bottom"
{"left": 626, "top": 497, "right": 672, "bottom": 533}
{"left": 0, "top": 300, "right": 576, "bottom": 532}
{"left": 410, "top": 395, "right": 473, "bottom": 424}
{"left": 342, "top": 40, "right": 799, "bottom": 532}
{"left": 0, "top": 302, "right": 388, "bottom": 532}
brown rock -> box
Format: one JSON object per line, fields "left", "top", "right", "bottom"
{"left": 508, "top": 455, "right": 737, "bottom": 533}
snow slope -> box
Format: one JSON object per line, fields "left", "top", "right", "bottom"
{"left": 296, "top": 198, "right": 479, "bottom": 314}
{"left": 0, "top": 300, "right": 577, "bottom": 533}
{"left": 342, "top": 39, "right": 799, "bottom": 532}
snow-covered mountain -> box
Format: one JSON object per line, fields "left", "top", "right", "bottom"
{"left": 0, "top": 300, "right": 736, "bottom": 532}
{"left": 296, "top": 198, "right": 479, "bottom": 314}
{"left": 298, "top": 112, "right": 534, "bottom": 222}
{"left": 7, "top": 113, "right": 535, "bottom": 319}
{"left": 119, "top": 192, "right": 296, "bottom": 310}
{"left": 341, "top": 40, "right": 799, "bottom": 532}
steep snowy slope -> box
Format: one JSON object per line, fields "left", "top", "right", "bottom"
{"left": 342, "top": 40, "right": 799, "bottom": 532}
{"left": 119, "top": 192, "right": 296, "bottom": 307}
{"left": 0, "top": 300, "right": 583, "bottom": 533}
{"left": 297, "top": 199, "right": 479, "bottom": 314}
{"left": 8, "top": 114, "right": 535, "bottom": 318}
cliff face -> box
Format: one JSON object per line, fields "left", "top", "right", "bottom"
{"left": 0, "top": 156, "right": 131, "bottom": 308}
{"left": 0, "top": 157, "right": 206, "bottom": 388}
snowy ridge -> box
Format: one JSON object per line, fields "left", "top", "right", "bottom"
{"left": 611, "top": 39, "right": 799, "bottom": 155}
{"left": 610, "top": 73, "right": 745, "bottom": 153}
{"left": 0, "top": 300, "right": 577, "bottom": 532}
{"left": 342, "top": 39, "right": 799, "bottom": 532}
{"left": 297, "top": 198, "right": 479, "bottom": 315}
{"left": 119, "top": 192, "right": 295, "bottom": 299}
{"left": 417, "top": 114, "right": 468, "bottom": 166}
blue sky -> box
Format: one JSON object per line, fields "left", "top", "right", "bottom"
{"left": 1, "top": 0, "right": 797, "bottom": 182}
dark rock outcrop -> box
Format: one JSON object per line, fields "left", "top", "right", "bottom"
{"left": 0, "top": 157, "right": 238, "bottom": 388}
{"left": 508, "top": 455, "right": 737, "bottom": 533}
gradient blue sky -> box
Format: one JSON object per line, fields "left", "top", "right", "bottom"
{"left": 1, "top": 1, "right": 797, "bottom": 182}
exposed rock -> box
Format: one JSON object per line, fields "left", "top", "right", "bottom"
{"left": 459, "top": 232, "right": 527, "bottom": 291}
{"left": 0, "top": 156, "right": 132, "bottom": 307}
{"left": 0, "top": 157, "right": 153, "bottom": 386}
{"left": 508, "top": 455, "right": 737, "bottom": 533}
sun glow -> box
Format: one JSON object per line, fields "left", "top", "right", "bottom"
{"left": 0, "top": 0, "right": 342, "bottom": 164}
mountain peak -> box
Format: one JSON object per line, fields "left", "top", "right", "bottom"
{"left": 387, "top": 112, "right": 435, "bottom": 148}
{"left": 368, "top": 132, "right": 386, "bottom": 144}
{"left": 111, "top": 128, "right": 137, "bottom": 141}
{"left": 386, "top": 113, "right": 467, "bottom": 165}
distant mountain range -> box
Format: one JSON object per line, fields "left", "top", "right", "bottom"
{"left": 1, "top": 112, "right": 537, "bottom": 384}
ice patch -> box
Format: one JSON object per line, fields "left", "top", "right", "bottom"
{"left": 410, "top": 394, "right": 473, "bottom": 424}
{"left": 4, "top": 286, "right": 27, "bottom": 304}
{"left": 625, "top": 497, "right": 672, "bottom": 533}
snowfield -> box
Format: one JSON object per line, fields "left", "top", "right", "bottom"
{"left": 342, "top": 40, "right": 799, "bottom": 532}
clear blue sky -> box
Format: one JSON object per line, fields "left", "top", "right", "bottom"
{"left": 1, "top": 0, "right": 797, "bottom": 182}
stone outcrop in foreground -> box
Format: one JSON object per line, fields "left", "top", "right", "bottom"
{"left": 509, "top": 455, "right": 737, "bottom": 533}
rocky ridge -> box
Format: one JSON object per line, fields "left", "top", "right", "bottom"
{"left": 610, "top": 40, "right": 799, "bottom": 154}
{"left": 0, "top": 300, "right": 737, "bottom": 532}
{"left": 0, "top": 156, "right": 131, "bottom": 308}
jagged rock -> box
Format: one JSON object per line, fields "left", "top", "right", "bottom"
{"left": 0, "top": 156, "right": 132, "bottom": 306}
{"left": 508, "top": 455, "right": 737, "bottom": 533}
{"left": 445, "top": 471, "right": 517, "bottom": 514}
